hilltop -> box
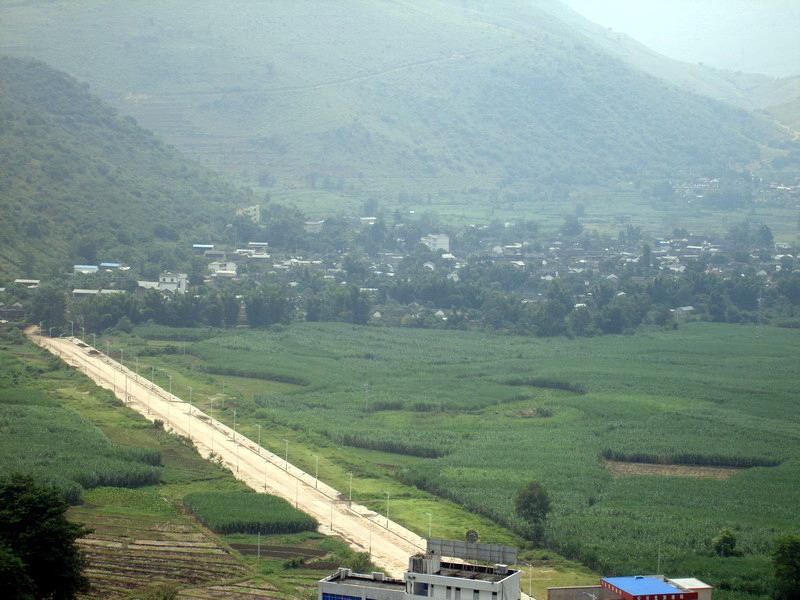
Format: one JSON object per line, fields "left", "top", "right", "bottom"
{"left": 0, "top": 0, "right": 789, "bottom": 205}
{"left": 0, "top": 57, "right": 252, "bottom": 277}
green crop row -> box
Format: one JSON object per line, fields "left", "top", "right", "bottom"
{"left": 183, "top": 491, "right": 317, "bottom": 535}
{"left": 0, "top": 386, "right": 161, "bottom": 503}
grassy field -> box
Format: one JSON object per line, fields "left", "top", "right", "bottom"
{"left": 109, "top": 321, "right": 800, "bottom": 600}
{"left": 0, "top": 329, "right": 377, "bottom": 599}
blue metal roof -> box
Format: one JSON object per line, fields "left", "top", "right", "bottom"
{"left": 603, "top": 576, "right": 683, "bottom": 597}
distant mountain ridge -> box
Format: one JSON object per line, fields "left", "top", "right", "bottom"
{"left": 0, "top": 0, "right": 793, "bottom": 203}
{"left": 0, "top": 56, "right": 250, "bottom": 278}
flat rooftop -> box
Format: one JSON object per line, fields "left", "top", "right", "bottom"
{"left": 437, "top": 561, "right": 515, "bottom": 583}
{"left": 603, "top": 576, "right": 684, "bottom": 597}
{"left": 339, "top": 576, "right": 405, "bottom": 590}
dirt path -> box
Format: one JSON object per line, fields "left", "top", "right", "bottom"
{"left": 31, "top": 332, "right": 424, "bottom": 578}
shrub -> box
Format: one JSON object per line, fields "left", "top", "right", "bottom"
{"left": 505, "top": 377, "right": 587, "bottom": 394}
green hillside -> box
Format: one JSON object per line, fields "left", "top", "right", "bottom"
{"left": 0, "top": 56, "right": 252, "bottom": 278}
{"left": 0, "top": 0, "right": 786, "bottom": 202}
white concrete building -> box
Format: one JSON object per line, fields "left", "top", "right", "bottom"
{"left": 158, "top": 272, "right": 189, "bottom": 294}
{"left": 319, "top": 553, "right": 520, "bottom": 600}
{"left": 208, "top": 262, "right": 238, "bottom": 278}
{"left": 421, "top": 234, "right": 451, "bottom": 253}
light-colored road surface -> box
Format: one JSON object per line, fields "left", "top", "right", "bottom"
{"left": 31, "top": 332, "right": 425, "bottom": 578}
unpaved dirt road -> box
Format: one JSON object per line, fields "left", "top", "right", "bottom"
{"left": 31, "top": 332, "right": 425, "bottom": 578}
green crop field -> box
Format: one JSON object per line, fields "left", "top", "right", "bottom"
{"left": 112, "top": 321, "right": 800, "bottom": 600}
{"left": 0, "top": 349, "right": 161, "bottom": 503}
{"left": 184, "top": 491, "right": 318, "bottom": 535}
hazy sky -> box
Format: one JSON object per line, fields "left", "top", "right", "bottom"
{"left": 561, "top": 0, "right": 800, "bottom": 77}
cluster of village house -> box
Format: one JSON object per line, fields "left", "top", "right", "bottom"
{"left": 1, "top": 206, "right": 796, "bottom": 322}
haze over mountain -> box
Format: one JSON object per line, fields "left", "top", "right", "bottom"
{"left": 0, "top": 0, "right": 793, "bottom": 205}
{"left": 0, "top": 57, "right": 251, "bottom": 277}
{"left": 561, "top": 0, "right": 800, "bottom": 78}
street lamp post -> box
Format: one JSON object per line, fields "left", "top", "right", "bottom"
{"left": 348, "top": 472, "right": 353, "bottom": 506}
{"left": 234, "top": 409, "right": 239, "bottom": 473}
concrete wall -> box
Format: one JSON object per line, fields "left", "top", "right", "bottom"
{"left": 319, "top": 580, "right": 406, "bottom": 600}
{"left": 547, "top": 585, "right": 615, "bottom": 600}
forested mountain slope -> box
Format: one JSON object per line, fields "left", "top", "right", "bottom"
{"left": 0, "top": 0, "right": 787, "bottom": 198}
{"left": 0, "top": 57, "right": 251, "bottom": 278}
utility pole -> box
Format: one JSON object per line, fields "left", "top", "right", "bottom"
{"left": 210, "top": 399, "right": 215, "bottom": 452}
{"left": 68, "top": 320, "right": 74, "bottom": 337}
{"left": 135, "top": 354, "right": 139, "bottom": 374}
{"left": 168, "top": 374, "right": 172, "bottom": 396}
{"left": 257, "top": 424, "right": 261, "bottom": 454}
{"left": 348, "top": 472, "right": 353, "bottom": 506}
{"left": 386, "top": 492, "right": 390, "bottom": 528}
{"left": 234, "top": 409, "right": 239, "bottom": 472}
{"left": 330, "top": 499, "right": 334, "bottom": 531}
{"left": 257, "top": 531, "right": 261, "bottom": 563}
{"left": 264, "top": 456, "right": 268, "bottom": 491}
{"left": 295, "top": 479, "right": 299, "bottom": 508}
{"left": 283, "top": 439, "right": 289, "bottom": 470}
{"left": 315, "top": 455, "right": 319, "bottom": 489}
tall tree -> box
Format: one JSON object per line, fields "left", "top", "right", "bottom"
{"left": 0, "top": 474, "right": 90, "bottom": 599}
{"left": 773, "top": 535, "right": 800, "bottom": 600}
{"left": 515, "top": 481, "right": 551, "bottom": 543}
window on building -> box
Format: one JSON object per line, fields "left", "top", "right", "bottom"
{"left": 455, "top": 587, "right": 461, "bottom": 600}
{"left": 322, "top": 594, "right": 361, "bottom": 600}
{"left": 473, "top": 590, "right": 480, "bottom": 600}
{"left": 447, "top": 586, "right": 452, "bottom": 600}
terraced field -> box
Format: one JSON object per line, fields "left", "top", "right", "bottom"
{"left": 71, "top": 509, "right": 247, "bottom": 598}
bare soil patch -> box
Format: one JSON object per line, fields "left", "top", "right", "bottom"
{"left": 604, "top": 460, "right": 741, "bottom": 480}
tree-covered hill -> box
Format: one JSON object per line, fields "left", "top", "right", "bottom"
{"left": 0, "top": 56, "right": 252, "bottom": 278}
{"left": 0, "top": 0, "right": 788, "bottom": 202}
